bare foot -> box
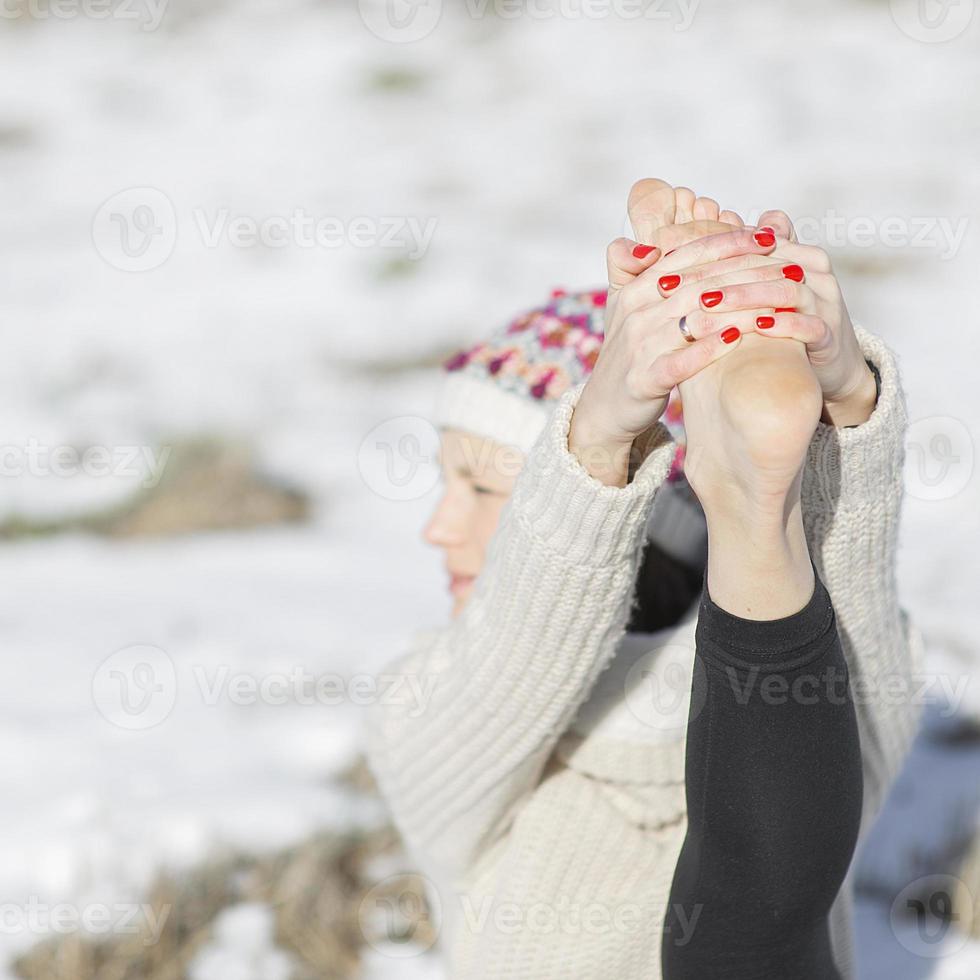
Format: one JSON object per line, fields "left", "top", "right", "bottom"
{"left": 625, "top": 179, "right": 822, "bottom": 616}
{"left": 679, "top": 332, "right": 822, "bottom": 618}
{"left": 679, "top": 332, "right": 822, "bottom": 511}
{"left": 628, "top": 178, "right": 745, "bottom": 253}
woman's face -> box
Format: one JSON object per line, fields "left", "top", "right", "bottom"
{"left": 424, "top": 429, "right": 523, "bottom": 617}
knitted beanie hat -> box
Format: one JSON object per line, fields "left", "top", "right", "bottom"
{"left": 433, "top": 287, "right": 687, "bottom": 477}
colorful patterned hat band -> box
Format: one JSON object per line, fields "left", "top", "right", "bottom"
{"left": 433, "top": 288, "right": 687, "bottom": 480}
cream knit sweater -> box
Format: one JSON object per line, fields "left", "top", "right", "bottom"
{"left": 363, "top": 325, "right": 924, "bottom": 979}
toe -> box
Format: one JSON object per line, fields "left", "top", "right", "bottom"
{"left": 693, "top": 197, "right": 720, "bottom": 222}
{"left": 674, "top": 186, "right": 696, "bottom": 223}
{"left": 628, "top": 178, "right": 676, "bottom": 242}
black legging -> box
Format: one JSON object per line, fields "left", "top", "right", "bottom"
{"left": 661, "top": 566, "right": 864, "bottom": 980}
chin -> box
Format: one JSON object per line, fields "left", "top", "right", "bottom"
{"left": 451, "top": 588, "right": 474, "bottom": 618}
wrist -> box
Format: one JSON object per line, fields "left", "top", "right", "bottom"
{"left": 568, "top": 403, "right": 636, "bottom": 488}
{"left": 821, "top": 362, "right": 878, "bottom": 428}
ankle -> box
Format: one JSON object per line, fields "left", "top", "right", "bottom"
{"left": 703, "top": 492, "right": 815, "bottom": 619}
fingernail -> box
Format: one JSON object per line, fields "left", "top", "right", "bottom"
{"left": 775, "top": 307, "right": 797, "bottom": 313}
{"left": 721, "top": 326, "right": 741, "bottom": 344}
{"left": 753, "top": 231, "right": 776, "bottom": 247}
{"left": 782, "top": 264, "right": 805, "bottom": 282}
{"left": 758, "top": 226, "right": 775, "bottom": 235}
{"left": 632, "top": 244, "right": 657, "bottom": 259}
{"left": 659, "top": 274, "right": 681, "bottom": 291}
{"left": 756, "top": 315, "right": 775, "bottom": 329}
{"left": 701, "top": 290, "right": 723, "bottom": 308}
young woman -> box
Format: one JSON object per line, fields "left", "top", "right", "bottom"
{"left": 364, "top": 180, "right": 923, "bottom": 978}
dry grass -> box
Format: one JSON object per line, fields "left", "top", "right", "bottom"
{"left": 14, "top": 757, "right": 434, "bottom": 980}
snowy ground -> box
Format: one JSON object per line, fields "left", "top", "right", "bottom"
{"left": 1, "top": 0, "right": 978, "bottom": 976}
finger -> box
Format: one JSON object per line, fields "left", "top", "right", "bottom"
{"left": 695, "top": 280, "right": 817, "bottom": 316}
{"left": 753, "top": 311, "right": 834, "bottom": 351}
{"left": 678, "top": 307, "right": 786, "bottom": 340}
{"left": 655, "top": 260, "right": 805, "bottom": 306}
{"left": 665, "top": 240, "right": 831, "bottom": 278}
{"left": 654, "top": 254, "right": 794, "bottom": 293}
{"left": 767, "top": 242, "right": 834, "bottom": 276}
{"left": 628, "top": 178, "right": 676, "bottom": 244}
{"left": 719, "top": 209, "right": 744, "bottom": 227}
{"left": 674, "top": 186, "right": 696, "bottom": 223}
{"left": 645, "top": 325, "right": 743, "bottom": 395}
{"left": 652, "top": 219, "right": 738, "bottom": 256}
{"left": 756, "top": 209, "right": 799, "bottom": 244}
{"left": 655, "top": 227, "right": 778, "bottom": 274}
{"left": 607, "top": 237, "right": 662, "bottom": 290}
{"left": 693, "top": 197, "right": 720, "bottom": 222}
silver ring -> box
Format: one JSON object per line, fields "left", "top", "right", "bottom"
{"left": 678, "top": 315, "right": 694, "bottom": 343}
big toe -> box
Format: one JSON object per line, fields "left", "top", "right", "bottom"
{"left": 628, "top": 178, "right": 676, "bottom": 241}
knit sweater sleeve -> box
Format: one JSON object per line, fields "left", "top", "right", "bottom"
{"left": 802, "top": 324, "right": 925, "bottom": 825}
{"left": 362, "top": 381, "right": 677, "bottom": 883}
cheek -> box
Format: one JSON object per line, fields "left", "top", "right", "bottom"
{"left": 475, "top": 498, "right": 509, "bottom": 552}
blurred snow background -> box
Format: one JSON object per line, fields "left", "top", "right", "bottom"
{"left": 0, "top": 0, "right": 978, "bottom": 976}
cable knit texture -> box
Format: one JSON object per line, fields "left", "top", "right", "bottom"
{"left": 363, "top": 324, "right": 923, "bottom": 979}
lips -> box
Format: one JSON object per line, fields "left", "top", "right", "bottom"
{"left": 449, "top": 573, "right": 476, "bottom": 596}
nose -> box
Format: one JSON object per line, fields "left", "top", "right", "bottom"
{"left": 423, "top": 487, "right": 469, "bottom": 549}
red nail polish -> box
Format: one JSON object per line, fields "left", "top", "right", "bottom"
{"left": 721, "top": 326, "right": 741, "bottom": 344}
{"left": 632, "top": 244, "right": 657, "bottom": 259}
{"left": 659, "top": 274, "right": 681, "bottom": 291}
{"left": 753, "top": 231, "right": 776, "bottom": 247}
{"left": 756, "top": 315, "right": 775, "bottom": 329}
{"left": 701, "top": 290, "right": 723, "bottom": 308}
{"left": 782, "top": 264, "right": 805, "bottom": 282}
{"left": 775, "top": 307, "right": 797, "bottom": 313}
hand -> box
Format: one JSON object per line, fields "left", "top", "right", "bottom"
{"left": 569, "top": 182, "right": 753, "bottom": 488}
{"left": 652, "top": 210, "right": 878, "bottom": 427}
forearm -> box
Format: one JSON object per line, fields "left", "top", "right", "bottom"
{"left": 364, "top": 382, "right": 677, "bottom": 879}
{"left": 802, "top": 325, "right": 923, "bottom": 816}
